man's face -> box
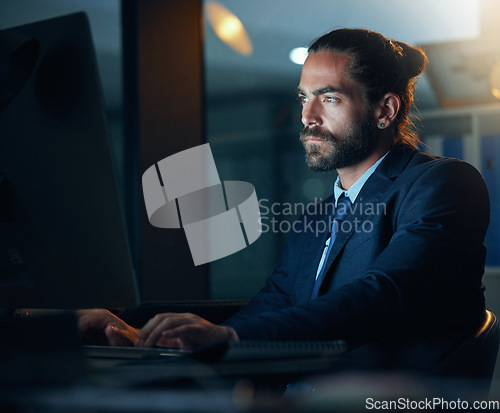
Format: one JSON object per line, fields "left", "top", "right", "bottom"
{"left": 297, "top": 51, "right": 377, "bottom": 171}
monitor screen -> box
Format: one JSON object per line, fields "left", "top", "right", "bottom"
{"left": 0, "top": 12, "right": 139, "bottom": 309}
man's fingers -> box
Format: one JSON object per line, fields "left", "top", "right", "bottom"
{"left": 136, "top": 314, "right": 181, "bottom": 347}
{"left": 78, "top": 309, "right": 110, "bottom": 332}
{"left": 106, "top": 325, "right": 135, "bottom": 347}
{"left": 136, "top": 313, "right": 201, "bottom": 348}
{"left": 77, "top": 308, "right": 138, "bottom": 346}
{"left": 135, "top": 313, "right": 169, "bottom": 346}
{"left": 155, "top": 336, "right": 184, "bottom": 349}
{"left": 134, "top": 312, "right": 235, "bottom": 350}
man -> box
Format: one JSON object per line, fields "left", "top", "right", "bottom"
{"left": 80, "top": 28, "right": 490, "bottom": 371}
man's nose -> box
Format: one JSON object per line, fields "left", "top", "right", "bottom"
{"left": 301, "top": 100, "right": 322, "bottom": 126}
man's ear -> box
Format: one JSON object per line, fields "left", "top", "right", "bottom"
{"left": 374, "top": 93, "right": 400, "bottom": 129}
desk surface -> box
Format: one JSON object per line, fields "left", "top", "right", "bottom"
{"left": 2, "top": 360, "right": 495, "bottom": 413}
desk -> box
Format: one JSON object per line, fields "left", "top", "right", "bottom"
{"left": 85, "top": 350, "right": 348, "bottom": 390}
{"left": 2, "top": 355, "right": 496, "bottom": 413}
{"left": 1, "top": 314, "right": 496, "bottom": 412}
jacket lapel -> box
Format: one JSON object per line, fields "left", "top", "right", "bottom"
{"left": 321, "top": 145, "right": 416, "bottom": 277}
{"left": 295, "top": 197, "right": 334, "bottom": 302}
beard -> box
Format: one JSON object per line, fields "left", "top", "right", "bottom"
{"left": 299, "top": 114, "right": 376, "bottom": 172}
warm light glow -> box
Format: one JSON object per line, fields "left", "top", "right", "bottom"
{"left": 206, "top": 2, "right": 252, "bottom": 56}
{"left": 490, "top": 61, "right": 500, "bottom": 99}
{"left": 289, "top": 47, "right": 308, "bottom": 65}
{"left": 218, "top": 16, "right": 242, "bottom": 40}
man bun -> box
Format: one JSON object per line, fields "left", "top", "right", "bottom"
{"left": 396, "top": 41, "right": 428, "bottom": 79}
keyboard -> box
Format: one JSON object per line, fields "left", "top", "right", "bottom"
{"left": 84, "top": 340, "right": 347, "bottom": 362}
{"left": 193, "top": 340, "right": 347, "bottom": 362}
{"left": 83, "top": 345, "right": 190, "bottom": 360}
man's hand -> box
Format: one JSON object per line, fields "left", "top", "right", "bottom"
{"left": 135, "top": 313, "right": 239, "bottom": 350}
{"left": 78, "top": 308, "right": 139, "bottom": 347}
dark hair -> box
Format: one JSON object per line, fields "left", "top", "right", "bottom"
{"left": 308, "top": 28, "right": 428, "bottom": 149}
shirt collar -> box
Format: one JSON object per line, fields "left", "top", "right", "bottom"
{"left": 333, "top": 152, "right": 389, "bottom": 205}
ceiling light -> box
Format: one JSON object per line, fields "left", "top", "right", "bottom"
{"left": 205, "top": 2, "right": 252, "bottom": 56}
{"left": 289, "top": 47, "right": 308, "bottom": 65}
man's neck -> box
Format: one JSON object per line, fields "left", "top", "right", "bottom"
{"left": 337, "top": 145, "right": 390, "bottom": 190}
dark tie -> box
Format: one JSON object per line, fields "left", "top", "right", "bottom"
{"left": 310, "top": 194, "right": 352, "bottom": 299}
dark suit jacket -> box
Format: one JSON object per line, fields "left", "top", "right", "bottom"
{"left": 224, "top": 145, "right": 490, "bottom": 371}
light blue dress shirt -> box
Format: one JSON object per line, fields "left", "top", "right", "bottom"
{"left": 315, "top": 153, "right": 388, "bottom": 281}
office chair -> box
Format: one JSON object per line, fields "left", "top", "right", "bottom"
{"left": 433, "top": 310, "right": 499, "bottom": 385}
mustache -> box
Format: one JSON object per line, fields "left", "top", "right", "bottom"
{"left": 299, "top": 126, "right": 335, "bottom": 142}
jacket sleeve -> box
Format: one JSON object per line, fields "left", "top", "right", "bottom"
{"left": 221, "top": 231, "right": 297, "bottom": 326}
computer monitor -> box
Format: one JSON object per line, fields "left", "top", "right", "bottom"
{"left": 0, "top": 12, "right": 139, "bottom": 309}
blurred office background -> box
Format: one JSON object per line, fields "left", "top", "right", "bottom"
{"left": 2, "top": 0, "right": 500, "bottom": 379}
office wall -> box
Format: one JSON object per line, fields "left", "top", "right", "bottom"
{"left": 121, "top": 0, "right": 209, "bottom": 300}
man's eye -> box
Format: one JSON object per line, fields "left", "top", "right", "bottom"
{"left": 324, "top": 96, "right": 338, "bottom": 103}
{"left": 297, "top": 95, "right": 308, "bottom": 104}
